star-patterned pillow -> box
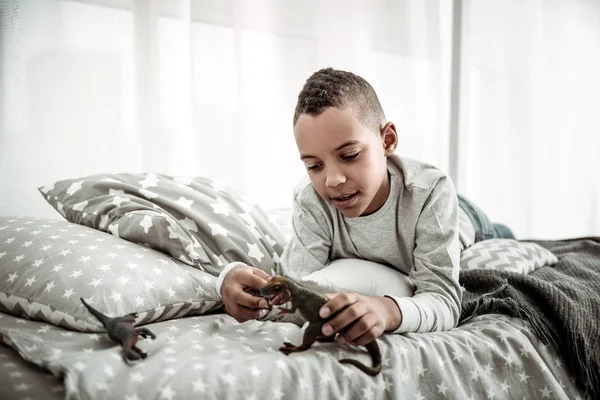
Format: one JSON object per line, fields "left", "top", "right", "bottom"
{"left": 0, "top": 216, "right": 221, "bottom": 332}
{"left": 38, "top": 173, "right": 288, "bottom": 277}
{"left": 460, "top": 239, "right": 558, "bottom": 274}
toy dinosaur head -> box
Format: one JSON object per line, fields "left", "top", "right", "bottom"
{"left": 260, "top": 276, "right": 292, "bottom": 306}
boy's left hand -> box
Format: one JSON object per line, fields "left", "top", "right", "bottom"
{"left": 320, "top": 293, "right": 402, "bottom": 346}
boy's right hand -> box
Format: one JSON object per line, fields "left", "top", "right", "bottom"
{"left": 221, "top": 264, "right": 272, "bottom": 323}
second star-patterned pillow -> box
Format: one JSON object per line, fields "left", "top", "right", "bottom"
{"left": 0, "top": 216, "right": 221, "bottom": 331}
{"left": 38, "top": 173, "right": 288, "bottom": 277}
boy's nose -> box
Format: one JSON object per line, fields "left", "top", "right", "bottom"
{"left": 325, "top": 167, "right": 346, "bottom": 188}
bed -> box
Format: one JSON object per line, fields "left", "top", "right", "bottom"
{"left": 0, "top": 172, "right": 596, "bottom": 399}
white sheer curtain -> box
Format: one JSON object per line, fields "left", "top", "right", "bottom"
{"left": 458, "top": 0, "right": 600, "bottom": 239}
{"left": 3, "top": 0, "right": 597, "bottom": 239}
{"left": 0, "top": 0, "right": 452, "bottom": 218}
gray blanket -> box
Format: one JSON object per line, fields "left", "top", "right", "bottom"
{"left": 459, "top": 237, "right": 600, "bottom": 399}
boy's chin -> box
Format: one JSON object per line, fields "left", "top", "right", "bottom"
{"left": 335, "top": 204, "right": 365, "bottom": 218}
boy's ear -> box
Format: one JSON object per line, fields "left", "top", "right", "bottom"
{"left": 380, "top": 122, "right": 398, "bottom": 156}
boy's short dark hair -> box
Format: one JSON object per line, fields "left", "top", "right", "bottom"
{"left": 293, "top": 67, "right": 386, "bottom": 132}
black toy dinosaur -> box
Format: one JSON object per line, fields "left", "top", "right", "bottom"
{"left": 260, "top": 276, "right": 382, "bottom": 376}
{"left": 80, "top": 298, "right": 156, "bottom": 361}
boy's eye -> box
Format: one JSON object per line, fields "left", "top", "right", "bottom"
{"left": 342, "top": 152, "right": 360, "bottom": 161}
{"left": 306, "top": 164, "right": 323, "bottom": 171}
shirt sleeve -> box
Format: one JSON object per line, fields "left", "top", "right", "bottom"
{"left": 385, "top": 176, "right": 463, "bottom": 333}
{"left": 276, "top": 191, "right": 332, "bottom": 280}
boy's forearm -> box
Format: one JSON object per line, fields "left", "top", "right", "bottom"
{"left": 386, "top": 291, "right": 460, "bottom": 333}
{"left": 380, "top": 296, "right": 402, "bottom": 332}
{"left": 215, "top": 261, "right": 246, "bottom": 298}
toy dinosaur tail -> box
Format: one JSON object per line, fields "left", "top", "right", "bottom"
{"left": 339, "top": 340, "right": 382, "bottom": 376}
{"left": 80, "top": 298, "right": 110, "bottom": 327}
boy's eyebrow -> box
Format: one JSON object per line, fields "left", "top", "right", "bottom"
{"left": 300, "top": 140, "right": 361, "bottom": 160}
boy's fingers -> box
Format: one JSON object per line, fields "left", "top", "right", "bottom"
{"left": 350, "top": 320, "right": 385, "bottom": 346}
{"left": 319, "top": 293, "right": 358, "bottom": 318}
{"left": 238, "top": 270, "right": 270, "bottom": 290}
{"left": 321, "top": 302, "right": 365, "bottom": 337}
{"left": 343, "top": 314, "right": 378, "bottom": 344}
{"left": 235, "top": 290, "right": 269, "bottom": 309}
{"left": 227, "top": 304, "right": 267, "bottom": 322}
{"left": 252, "top": 268, "right": 272, "bottom": 281}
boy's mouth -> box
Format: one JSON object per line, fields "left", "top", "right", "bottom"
{"left": 330, "top": 192, "right": 358, "bottom": 207}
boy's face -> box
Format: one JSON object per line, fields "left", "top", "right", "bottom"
{"left": 294, "top": 107, "right": 397, "bottom": 218}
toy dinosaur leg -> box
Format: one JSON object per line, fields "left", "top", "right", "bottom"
{"left": 280, "top": 324, "right": 320, "bottom": 355}
{"left": 122, "top": 343, "right": 142, "bottom": 361}
{"left": 135, "top": 327, "right": 156, "bottom": 339}
{"left": 315, "top": 335, "right": 335, "bottom": 342}
{"left": 131, "top": 345, "right": 147, "bottom": 359}
{"left": 121, "top": 334, "right": 143, "bottom": 361}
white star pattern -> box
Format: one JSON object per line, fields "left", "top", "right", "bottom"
{"left": 7, "top": 272, "right": 18, "bottom": 283}
{"left": 111, "top": 196, "right": 128, "bottom": 207}
{"left": 40, "top": 182, "right": 55, "bottom": 193}
{"left": 139, "top": 216, "right": 154, "bottom": 233}
{"left": 247, "top": 243, "right": 264, "bottom": 262}
{"left": 45, "top": 281, "right": 56, "bottom": 292}
{"left": 51, "top": 264, "right": 63, "bottom": 273}
{"left": 139, "top": 174, "right": 159, "bottom": 188}
{"left": 108, "top": 223, "right": 120, "bottom": 237}
{"left": 110, "top": 291, "right": 122, "bottom": 302}
{"left": 118, "top": 276, "right": 131, "bottom": 285}
{"left": 98, "top": 264, "right": 111, "bottom": 272}
{"left": 179, "top": 217, "right": 198, "bottom": 232}
{"left": 539, "top": 387, "right": 552, "bottom": 398}
{"left": 89, "top": 278, "right": 102, "bottom": 287}
{"left": 176, "top": 197, "right": 194, "bottom": 209}
{"left": 192, "top": 380, "right": 206, "bottom": 393}
{"left": 70, "top": 270, "right": 83, "bottom": 279}
{"left": 208, "top": 223, "right": 228, "bottom": 236}
{"left": 66, "top": 180, "right": 83, "bottom": 195}
{"left": 519, "top": 371, "right": 529, "bottom": 383}
{"left": 72, "top": 200, "right": 89, "bottom": 211}
{"left": 131, "top": 372, "right": 145, "bottom": 383}
{"left": 210, "top": 202, "right": 230, "bottom": 216}
{"left": 139, "top": 188, "right": 158, "bottom": 199}
{"left": 135, "top": 295, "right": 145, "bottom": 307}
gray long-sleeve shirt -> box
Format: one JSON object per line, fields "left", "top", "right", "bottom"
{"left": 276, "top": 155, "right": 466, "bottom": 333}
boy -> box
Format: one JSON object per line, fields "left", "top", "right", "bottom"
{"left": 216, "top": 67, "right": 514, "bottom": 345}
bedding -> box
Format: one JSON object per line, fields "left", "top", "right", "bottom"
{"left": 39, "top": 173, "right": 286, "bottom": 276}
{"left": 460, "top": 238, "right": 558, "bottom": 274}
{"left": 0, "top": 343, "right": 64, "bottom": 400}
{"left": 460, "top": 237, "right": 600, "bottom": 399}
{"left": 0, "top": 216, "right": 221, "bottom": 332}
{"left": 0, "top": 184, "right": 596, "bottom": 399}
{"left": 0, "top": 308, "right": 582, "bottom": 400}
